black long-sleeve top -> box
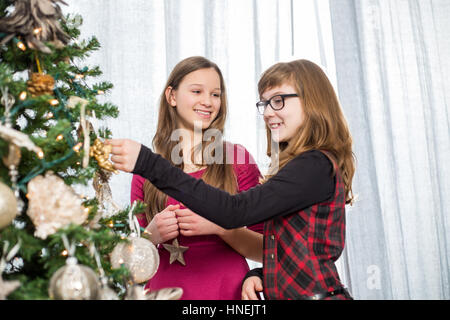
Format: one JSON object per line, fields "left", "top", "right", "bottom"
{"left": 132, "top": 145, "right": 335, "bottom": 229}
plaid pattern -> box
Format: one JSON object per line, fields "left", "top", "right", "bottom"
{"left": 262, "top": 151, "right": 349, "bottom": 300}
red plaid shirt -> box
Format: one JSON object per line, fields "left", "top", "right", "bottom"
{"left": 263, "top": 151, "right": 347, "bottom": 299}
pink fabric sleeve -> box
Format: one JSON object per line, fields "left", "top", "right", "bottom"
{"left": 130, "top": 174, "right": 149, "bottom": 227}
{"left": 231, "top": 144, "right": 264, "bottom": 234}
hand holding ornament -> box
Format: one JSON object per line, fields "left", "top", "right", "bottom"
{"left": 144, "top": 205, "right": 180, "bottom": 245}
{"left": 107, "top": 139, "right": 141, "bottom": 173}
{"left": 175, "top": 208, "right": 225, "bottom": 237}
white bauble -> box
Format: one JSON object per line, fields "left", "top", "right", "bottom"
{"left": 98, "top": 285, "right": 119, "bottom": 300}
{"left": 147, "top": 287, "right": 183, "bottom": 300}
{"left": 48, "top": 257, "right": 100, "bottom": 300}
{"left": 110, "top": 237, "right": 159, "bottom": 283}
{"left": 0, "top": 181, "right": 17, "bottom": 229}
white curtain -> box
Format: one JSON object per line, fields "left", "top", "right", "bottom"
{"left": 63, "top": 0, "right": 449, "bottom": 299}
{"left": 330, "top": 0, "right": 450, "bottom": 299}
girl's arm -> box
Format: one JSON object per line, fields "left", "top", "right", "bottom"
{"left": 218, "top": 157, "right": 264, "bottom": 262}
{"left": 110, "top": 139, "right": 335, "bottom": 229}
{"left": 218, "top": 228, "right": 263, "bottom": 262}
{"left": 131, "top": 144, "right": 335, "bottom": 229}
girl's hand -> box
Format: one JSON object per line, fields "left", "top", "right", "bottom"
{"left": 175, "top": 208, "right": 225, "bottom": 237}
{"left": 242, "top": 276, "right": 263, "bottom": 300}
{"left": 144, "top": 205, "right": 180, "bottom": 244}
{"left": 108, "top": 139, "right": 141, "bottom": 172}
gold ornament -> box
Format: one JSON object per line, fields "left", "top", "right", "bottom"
{"left": 0, "top": 181, "right": 18, "bottom": 229}
{"left": 26, "top": 171, "right": 88, "bottom": 239}
{"left": 48, "top": 257, "right": 100, "bottom": 300}
{"left": 110, "top": 237, "right": 159, "bottom": 284}
{"left": 2, "top": 144, "right": 21, "bottom": 168}
{"left": 26, "top": 73, "right": 55, "bottom": 97}
{"left": 162, "top": 238, "right": 189, "bottom": 266}
{"left": 90, "top": 138, "right": 118, "bottom": 174}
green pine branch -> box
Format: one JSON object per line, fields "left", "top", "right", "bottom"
{"left": 0, "top": 3, "right": 147, "bottom": 300}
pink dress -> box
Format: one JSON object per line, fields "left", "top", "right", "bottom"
{"left": 130, "top": 143, "right": 263, "bottom": 300}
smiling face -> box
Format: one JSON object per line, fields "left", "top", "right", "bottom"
{"left": 262, "top": 82, "right": 304, "bottom": 143}
{"left": 166, "top": 67, "right": 222, "bottom": 131}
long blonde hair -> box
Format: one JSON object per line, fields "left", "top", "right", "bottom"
{"left": 259, "top": 59, "right": 355, "bottom": 204}
{"left": 143, "top": 56, "right": 237, "bottom": 221}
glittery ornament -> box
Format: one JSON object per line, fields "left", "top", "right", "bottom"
{"left": 48, "top": 257, "right": 100, "bottom": 300}
{"left": 97, "top": 278, "right": 119, "bottom": 300}
{"left": 26, "top": 73, "right": 55, "bottom": 96}
{"left": 92, "top": 169, "right": 120, "bottom": 218}
{"left": 0, "top": 181, "right": 18, "bottom": 229}
{"left": 146, "top": 287, "right": 183, "bottom": 300}
{"left": 124, "top": 284, "right": 148, "bottom": 300}
{"left": 26, "top": 171, "right": 88, "bottom": 239}
{"left": 110, "top": 237, "right": 159, "bottom": 284}
{"left": 90, "top": 138, "right": 118, "bottom": 174}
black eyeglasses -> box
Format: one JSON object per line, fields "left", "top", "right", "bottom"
{"left": 256, "top": 94, "right": 299, "bottom": 115}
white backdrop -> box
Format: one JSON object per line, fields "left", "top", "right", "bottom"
{"left": 63, "top": 0, "right": 450, "bottom": 300}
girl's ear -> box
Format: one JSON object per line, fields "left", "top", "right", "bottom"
{"left": 165, "top": 86, "right": 176, "bottom": 107}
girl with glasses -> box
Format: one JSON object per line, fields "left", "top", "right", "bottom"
{"left": 110, "top": 59, "right": 355, "bottom": 300}
{"left": 130, "top": 56, "right": 264, "bottom": 300}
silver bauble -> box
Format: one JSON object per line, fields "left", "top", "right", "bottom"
{"left": 110, "top": 237, "right": 159, "bottom": 284}
{"left": 0, "top": 181, "right": 17, "bottom": 229}
{"left": 147, "top": 287, "right": 183, "bottom": 300}
{"left": 98, "top": 285, "right": 119, "bottom": 300}
{"left": 48, "top": 257, "right": 100, "bottom": 300}
{"left": 124, "top": 284, "right": 148, "bottom": 300}
{"left": 97, "top": 277, "right": 119, "bottom": 300}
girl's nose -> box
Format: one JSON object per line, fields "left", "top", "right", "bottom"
{"left": 201, "top": 93, "right": 212, "bottom": 107}
{"left": 263, "top": 104, "right": 275, "bottom": 118}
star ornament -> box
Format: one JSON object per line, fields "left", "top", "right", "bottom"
{"left": 0, "top": 276, "right": 20, "bottom": 300}
{"left": 162, "top": 239, "right": 188, "bottom": 266}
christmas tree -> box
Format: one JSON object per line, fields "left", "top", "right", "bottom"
{"left": 0, "top": 0, "right": 168, "bottom": 300}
